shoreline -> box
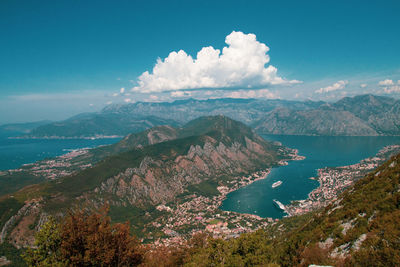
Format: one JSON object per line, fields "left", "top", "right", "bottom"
{"left": 151, "top": 168, "right": 276, "bottom": 247}
{"left": 217, "top": 147, "right": 304, "bottom": 217}
{"left": 285, "top": 144, "right": 400, "bottom": 216}
{"left": 149, "top": 148, "right": 305, "bottom": 246}
{"left": 9, "top": 135, "right": 123, "bottom": 140}
{"left": 0, "top": 142, "right": 118, "bottom": 180}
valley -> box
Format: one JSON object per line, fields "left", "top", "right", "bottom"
{"left": 2, "top": 3, "right": 400, "bottom": 264}
{"left": 0, "top": 116, "right": 293, "bottom": 248}
{"left": 0, "top": 113, "right": 399, "bottom": 266}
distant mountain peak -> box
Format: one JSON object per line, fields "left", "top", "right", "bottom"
{"left": 22, "top": 94, "right": 400, "bottom": 138}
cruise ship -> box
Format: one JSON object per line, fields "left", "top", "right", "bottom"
{"left": 273, "top": 199, "right": 286, "bottom": 211}
{"left": 271, "top": 180, "right": 283, "bottom": 188}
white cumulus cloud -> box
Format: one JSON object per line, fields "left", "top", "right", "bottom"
{"left": 378, "top": 79, "right": 394, "bottom": 86}
{"left": 315, "top": 80, "right": 348, "bottom": 94}
{"left": 378, "top": 79, "right": 400, "bottom": 94}
{"left": 225, "top": 89, "right": 278, "bottom": 99}
{"left": 149, "top": 95, "right": 159, "bottom": 101}
{"left": 360, "top": 83, "right": 367, "bottom": 88}
{"left": 383, "top": 86, "right": 400, "bottom": 93}
{"left": 132, "top": 31, "right": 300, "bottom": 93}
{"left": 120, "top": 87, "right": 125, "bottom": 94}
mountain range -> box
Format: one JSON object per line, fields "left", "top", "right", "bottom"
{"left": 0, "top": 121, "right": 51, "bottom": 138}
{"left": 1, "top": 115, "right": 399, "bottom": 266}
{"left": 0, "top": 115, "right": 399, "bottom": 265}
{"left": 0, "top": 116, "right": 291, "bottom": 248}
{"left": 181, "top": 147, "right": 400, "bottom": 266}
{"left": 18, "top": 94, "right": 400, "bottom": 138}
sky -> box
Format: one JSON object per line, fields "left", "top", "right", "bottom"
{"left": 1, "top": 0, "right": 400, "bottom": 124}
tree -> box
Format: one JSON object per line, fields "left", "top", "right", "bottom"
{"left": 60, "top": 206, "right": 143, "bottom": 266}
{"left": 22, "top": 217, "right": 65, "bottom": 267}
{"left": 23, "top": 206, "right": 144, "bottom": 267}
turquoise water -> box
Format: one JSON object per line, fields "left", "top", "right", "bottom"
{"left": 0, "top": 137, "right": 121, "bottom": 171}
{"left": 220, "top": 135, "right": 400, "bottom": 219}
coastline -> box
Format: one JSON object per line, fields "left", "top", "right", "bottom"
{"left": 9, "top": 135, "right": 123, "bottom": 140}
{"left": 0, "top": 140, "right": 119, "bottom": 180}
{"left": 150, "top": 168, "right": 277, "bottom": 247}
{"left": 149, "top": 148, "right": 305, "bottom": 246}
{"left": 285, "top": 145, "right": 400, "bottom": 216}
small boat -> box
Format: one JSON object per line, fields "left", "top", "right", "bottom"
{"left": 271, "top": 180, "right": 283, "bottom": 188}
{"left": 273, "top": 199, "right": 286, "bottom": 211}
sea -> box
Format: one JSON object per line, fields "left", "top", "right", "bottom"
{"left": 220, "top": 135, "right": 400, "bottom": 219}
{"left": 0, "top": 134, "right": 121, "bottom": 171}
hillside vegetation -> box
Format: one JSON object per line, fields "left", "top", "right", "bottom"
{"left": 0, "top": 116, "right": 289, "bottom": 250}
{"left": 7, "top": 151, "right": 400, "bottom": 266}
{"left": 181, "top": 152, "right": 400, "bottom": 266}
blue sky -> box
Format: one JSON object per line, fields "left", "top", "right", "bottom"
{"left": 1, "top": 0, "right": 400, "bottom": 123}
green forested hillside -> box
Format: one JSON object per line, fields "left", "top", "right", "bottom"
{"left": 12, "top": 152, "right": 400, "bottom": 267}
{"left": 2, "top": 117, "right": 400, "bottom": 266}
{"left": 0, "top": 116, "right": 288, "bottom": 252}
{"left": 181, "top": 152, "right": 400, "bottom": 266}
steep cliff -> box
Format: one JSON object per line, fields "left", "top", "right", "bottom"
{"left": 0, "top": 116, "right": 289, "bottom": 248}
{"left": 254, "top": 107, "right": 378, "bottom": 136}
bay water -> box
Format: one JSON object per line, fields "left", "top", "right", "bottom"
{"left": 1, "top": 133, "right": 400, "bottom": 219}
{"left": 220, "top": 135, "right": 400, "bottom": 219}
{"left": 0, "top": 136, "right": 121, "bottom": 171}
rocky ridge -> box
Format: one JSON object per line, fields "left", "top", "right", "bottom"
{"left": 20, "top": 94, "right": 400, "bottom": 138}
{"left": 0, "top": 116, "right": 290, "bottom": 248}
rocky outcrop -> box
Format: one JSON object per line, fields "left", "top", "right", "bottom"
{"left": 97, "top": 135, "right": 278, "bottom": 207}
{"left": 0, "top": 116, "right": 289, "bottom": 248}
{"left": 1, "top": 200, "right": 42, "bottom": 248}
{"left": 333, "top": 95, "right": 400, "bottom": 135}
{"left": 255, "top": 107, "right": 379, "bottom": 136}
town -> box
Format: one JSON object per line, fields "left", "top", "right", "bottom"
{"left": 2, "top": 142, "right": 398, "bottom": 247}
{"left": 144, "top": 148, "right": 305, "bottom": 246}
{"left": 147, "top": 144, "right": 400, "bottom": 246}
{"left": 149, "top": 169, "right": 276, "bottom": 247}
{"left": 0, "top": 148, "right": 92, "bottom": 180}
{"left": 286, "top": 145, "right": 400, "bottom": 216}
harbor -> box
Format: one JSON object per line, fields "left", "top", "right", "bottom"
{"left": 221, "top": 135, "right": 400, "bottom": 219}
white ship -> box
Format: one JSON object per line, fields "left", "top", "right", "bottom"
{"left": 273, "top": 199, "right": 286, "bottom": 211}
{"left": 271, "top": 180, "right": 283, "bottom": 188}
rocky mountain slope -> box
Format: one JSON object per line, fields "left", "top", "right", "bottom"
{"left": 333, "top": 94, "right": 400, "bottom": 135}
{"left": 255, "top": 94, "right": 400, "bottom": 136}
{"left": 21, "top": 94, "right": 400, "bottom": 138}
{"left": 0, "top": 125, "right": 180, "bottom": 198}
{"left": 180, "top": 151, "right": 400, "bottom": 266}
{"left": 254, "top": 106, "right": 378, "bottom": 136}
{"left": 0, "top": 116, "right": 290, "bottom": 248}
{"left": 275, "top": 150, "right": 400, "bottom": 265}
{"left": 20, "top": 98, "right": 322, "bottom": 138}
{"left": 2, "top": 116, "right": 400, "bottom": 266}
